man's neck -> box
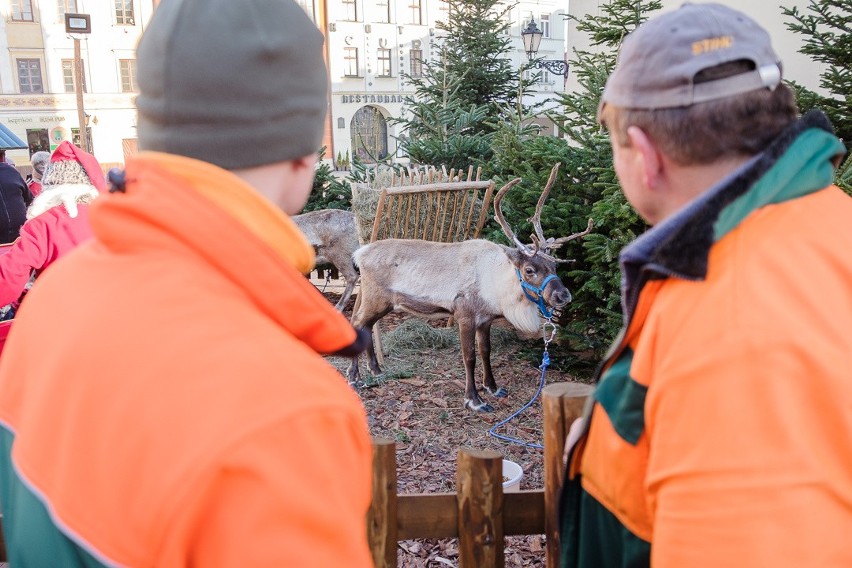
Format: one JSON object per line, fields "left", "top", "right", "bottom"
{"left": 660, "top": 155, "right": 754, "bottom": 222}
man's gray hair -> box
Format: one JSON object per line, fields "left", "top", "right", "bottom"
{"left": 30, "top": 151, "right": 51, "bottom": 176}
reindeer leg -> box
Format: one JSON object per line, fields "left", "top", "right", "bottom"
{"left": 346, "top": 354, "right": 365, "bottom": 388}
{"left": 365, "top": 320, "right": 383, "bottom": 375}
{"left": 334, "top": 260, "right": 359, "bottom": 312}
{"left": 334, "top": 276, "right": 356, "bottom": 311}
{"left": 477, "top": 321, "right": 507, "bottom": 398}
{"left": 349, "top": 300, "right": 392, "bottom": 383}
{"left": 459, "top": 318, "right": 493, "bottom": 412}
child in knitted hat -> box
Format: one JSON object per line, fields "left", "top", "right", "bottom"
{"left": 0, "top": 140, "right": 105, "bottom": 311}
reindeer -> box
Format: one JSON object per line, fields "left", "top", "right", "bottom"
{"left": 347, "top": 163, "right": 593, "bottom": 411}
{"left": 292, "top": 209, "right": 361, "bottom": 311}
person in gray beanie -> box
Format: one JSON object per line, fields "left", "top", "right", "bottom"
{"left": 558, "top": 3, "right": 851, "bottom": 568}
{"left": 0, "top": 1, "right": 373, "bottom": 567}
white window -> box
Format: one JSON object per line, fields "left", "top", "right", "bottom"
{"left": 11, "top": 0, "right": 34, "bottom": 21}
{"left": 342, "top": 0, "right": 358, "bottom": 21}
{"left": 523, "top": 68, "right": 551, "bottom": 85}
{"left": 62, "top": 59, "right": 87, "bottom": 93}
{"left": 377, "top": 48, "right": 392, "bottom": 76}
{"left": 58, "top": 0, "right": 78, "bottom": 19}
{"left": 409, "top": 0, "right": 422, "bottom": 24}
{"left": 17, "top": 59, "right": 43, "bottom": 93}
{"left": 540, "top": 14, "right": 550, "bottom": 38}
{"left": 344, "top": 47, "right": 360, "bottom": 77}
{"left": 115, "top": 0, "right": 135, "bottom": 25}
{"left": 376, "top": 0, "right": 391, "bottom": 22}
{"left": 409, "top": 49, "right": 423, "bottom": 77}
{"left": 120, "top": 59, "right": 138, "bottom": 92}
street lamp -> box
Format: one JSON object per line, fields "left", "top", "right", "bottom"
{"left": 65, "top": 13, "right": 91, "bottom": 153}
{"left": 521, "top": 19, "right": 569, "bottom": 77}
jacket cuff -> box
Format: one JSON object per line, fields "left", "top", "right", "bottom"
{"left": 326, "top": 327, "right": 371, "bottom": 357}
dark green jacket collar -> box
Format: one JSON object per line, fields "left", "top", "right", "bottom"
{"left": 619, "top": 110, "right": 846, "bottom": 320}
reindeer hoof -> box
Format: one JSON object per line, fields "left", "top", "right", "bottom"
{"left": 348, "top": 379, "right": 367, "bottom": 390}
{"left": 464, "top": 399, "right": 495, "bottom": 413}
{"left": 487, "top": 386, "right": 508, "bottom": 398}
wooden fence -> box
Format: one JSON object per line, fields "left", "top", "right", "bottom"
{"left": 0, "top": 382, "right": 592, "bottom": 565}
{"left": 368, "top": 382, "right": 593, "bottom": 568}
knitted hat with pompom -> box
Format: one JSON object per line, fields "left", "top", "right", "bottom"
{"left": 40, "top": 141, "right": 107, "bottom": 191}
{"left": 28, "top": 141, "right": 105, "bottom": 220}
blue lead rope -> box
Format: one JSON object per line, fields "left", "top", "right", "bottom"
{"left": 487, "top": 320, "right": 557, "bottom": 449}
{"left": 487, "top": 351, "right": 548, "bottom": 449}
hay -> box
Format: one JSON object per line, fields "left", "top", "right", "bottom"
{"left": 383, "top": 318, "right": 459, "bottom": 352}
{"left": 350, "top": 164, "right": 489, "bottom": 245}
{"left": 351, "top": 183, "right": 381, "bottom": 245}
{"left": 325, "top": 317, "right": 540, "bottom": 388}
{"left": 372, "top": 191, "right": 486, "bottom": 243}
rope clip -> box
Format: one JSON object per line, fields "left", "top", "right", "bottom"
{"left": 542, "top": 319, "right": 557, "bottom": 348}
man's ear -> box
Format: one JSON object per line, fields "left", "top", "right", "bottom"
{"left": 292, "top": 153, "right": 318, "bottom": 172}
{"left": 626, "top": 126, "right": 664, "bottom": 189}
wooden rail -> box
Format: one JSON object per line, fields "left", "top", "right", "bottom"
{"left": 0, "top": 382, "right": 592, "bottom": 565}
{"left": 368, "top": 382, "right": 593, "bottom": 567}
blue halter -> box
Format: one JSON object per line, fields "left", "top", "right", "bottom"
{"left": 516, "top": 269, "right": 558, "bottom": 319}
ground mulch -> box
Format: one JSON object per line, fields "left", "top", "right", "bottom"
{"left": 323, "top": 291, "right": 591, "bottom": 568}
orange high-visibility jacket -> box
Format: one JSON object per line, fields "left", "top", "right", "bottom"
{"left": 0, "top": 153, "right": 374, "bottom": 567}
{"left": 561, "top": 111, "right": 852, "bottom": 567}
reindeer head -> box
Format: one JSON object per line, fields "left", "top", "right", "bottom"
{"left": 494, "top": 163, "right": 594, "bottom": 312}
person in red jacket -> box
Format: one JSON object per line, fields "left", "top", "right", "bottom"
{"left": 0, "top": 141, "right": 105, "bottom": 311}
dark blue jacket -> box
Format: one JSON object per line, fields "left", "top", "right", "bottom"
{"left": 0, "top": 163, "right": 32, "bottom": 244}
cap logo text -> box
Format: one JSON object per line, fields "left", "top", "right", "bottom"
{"left": 692, "top": 36, "right": 733, "bottom": 55}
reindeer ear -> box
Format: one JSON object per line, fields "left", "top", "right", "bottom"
{"left": 503, "top": 246, "right": 526, "bottom": 266}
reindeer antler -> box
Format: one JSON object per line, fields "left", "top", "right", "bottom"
{"left": 528, "top": 163, "right": 561, "bottom": 253}
{"left": 496, "top": 167, "right": 594, "bottom": 262}
{"left": 493, "top": 177, "right": 532, "bottom": 254}
{"left": 527, "top": 163, "right": 595, "bottom": 262}
{"left": 550, "top": 217, "right": 595, "bottom": 249}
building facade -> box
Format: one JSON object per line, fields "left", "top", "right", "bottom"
{"left": 4, "top": 1, "right": 826, "bottom": 172}
{"left": 302, "top": 0, "right": 569, "bottom": 166}
{"left": 1, "top": 1, "right": 156, "bottom": 169}
{"left": 566, "top": 0, "right": 829, "bottom": 95}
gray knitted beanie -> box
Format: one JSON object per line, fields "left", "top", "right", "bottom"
{"left": 135, "top": 0, "right": 328, "bottom": 170}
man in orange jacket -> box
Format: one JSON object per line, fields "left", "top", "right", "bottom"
{"left": 0, "top": 1, "right": 374, "bottom": 566}
{"left": 560, "top": 3, "right": 852, "bottom": 567}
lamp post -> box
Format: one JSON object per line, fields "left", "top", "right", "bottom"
{"left": 521, "top": 19, "right": 569, "bottom": 77}
{"left": 65, "top": 13, "right": 91, "bottom": 152}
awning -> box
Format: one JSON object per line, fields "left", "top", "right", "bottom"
{"left": 0, "top": 123, "right": 27, "bottom": 150}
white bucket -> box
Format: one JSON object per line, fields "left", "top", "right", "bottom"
{"left": 502, "top": 459, "right": 523, "bottom": 493}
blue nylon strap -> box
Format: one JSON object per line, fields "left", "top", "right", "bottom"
{"left": 516, "top": 270, "right": 558, "bottom": 319}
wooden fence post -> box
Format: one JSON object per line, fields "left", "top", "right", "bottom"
{"left": 457, "top": 448, "right": 504, "bottom": 568}
{"left": 542, "top": 382, "right": 595, "bottom": 568}
{"left": 368, "top": 437, "right": 398, "bottom": 568}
